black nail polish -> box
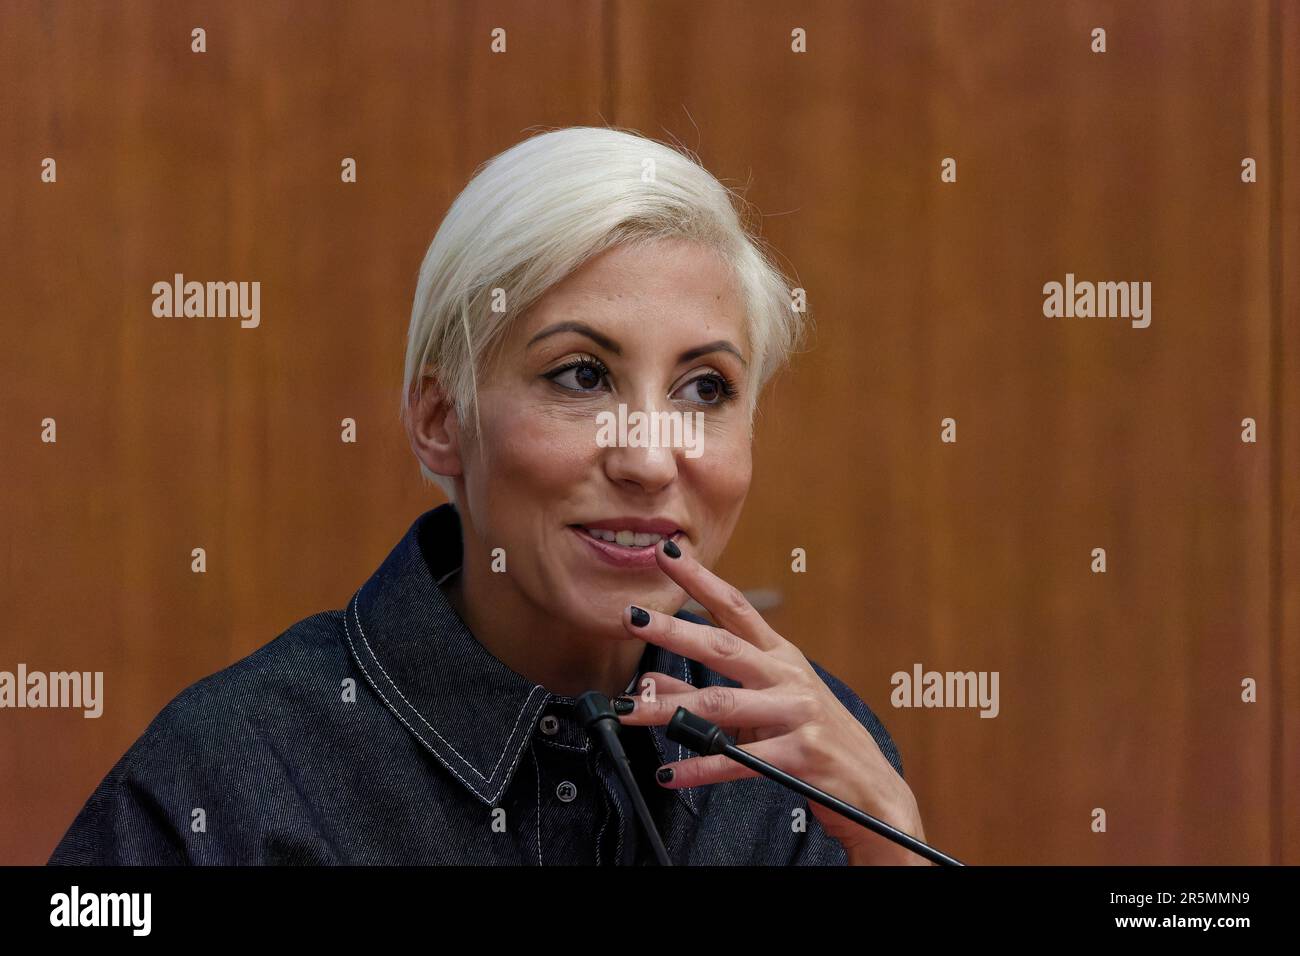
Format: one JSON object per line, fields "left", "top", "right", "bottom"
{"left": 662, "top": 539, "right": 681, "bottom": 559}
{"left": 629, "top": 606, "right": 650, "bottom": 628}
{"left": 613, "top": 696, "right": 635, "bottom": 715}
{"left": 656, "top": 767, "right": 674, "bottom": 784}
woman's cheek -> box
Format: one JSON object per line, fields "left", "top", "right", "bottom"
{"left": 719, "top": 453, "right": 753, "bottom": 543}
{"left": 488, "top": 405, "right": 588, "bottom": 488}
{"left": 703, "top": 427, "right": 752, "bottom": 499}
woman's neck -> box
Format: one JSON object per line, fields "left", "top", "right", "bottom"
{"left": 440, "top": 558, "right": 646, "bottom": 700}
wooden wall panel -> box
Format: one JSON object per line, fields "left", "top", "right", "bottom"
{"left": 0, "top": 0, "right": 605, "bottom": 863}
{"left": 0, "top": 0, "right": 1293, "bottom": 865}
{"left": 1276, "top": 0, "right": 1299, "bottom": 869}
{"left": 611, "top": 0, "right": 1284, "bottom": 865}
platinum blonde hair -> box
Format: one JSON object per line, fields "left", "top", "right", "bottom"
{"left": 400, "top": 125, "right": 806, "bottom": 495}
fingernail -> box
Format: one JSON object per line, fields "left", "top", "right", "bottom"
{"left": 613, "top": 696, "right": 635, "bottom": 715}
{"left": 656, "top": 766, "right": 674, "bottom": 784}
{"left": 629, "top": 606, "right": 650, "bottom": 628}
{"left": 662, "top": 539, "right": 681, "bottom": 559}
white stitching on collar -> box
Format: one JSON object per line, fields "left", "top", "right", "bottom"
{"left": 345, "top": 588, "right": 545, "bottom": 802}
{"left": 530, "top": 740, "right": 542, "bottom": 866}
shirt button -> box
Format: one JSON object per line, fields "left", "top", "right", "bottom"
{"left": 556, "top": 781, "right": 578, "bottom": 803}
{"left": 539, "top": 715, "right": 560, "bottom": 736}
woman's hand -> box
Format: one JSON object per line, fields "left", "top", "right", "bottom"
{"left": 616, "top": 539, "right": 930, "bottom": 865}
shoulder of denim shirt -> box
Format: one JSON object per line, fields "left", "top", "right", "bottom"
{"left": 669, "top": 607, "right": 905, "bottom": 781}
{"left": 133, "top": 608, "right": 348, "bottom": 753}
{"left": 48, "top": 609, "right": 349, "bottom": 864}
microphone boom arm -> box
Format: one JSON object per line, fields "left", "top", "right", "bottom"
{"left": 666, "top": 705, "right": 965, "bottom": 866}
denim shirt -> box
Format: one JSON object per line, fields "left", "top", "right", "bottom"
{"left": 48, "top": 504, "right": 904, "bottom": 865}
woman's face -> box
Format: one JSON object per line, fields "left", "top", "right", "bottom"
{"left": 456, "top": 237, "right": 754, "bottom": 642}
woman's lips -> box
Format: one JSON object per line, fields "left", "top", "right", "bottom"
{"left": 568, "top": 525, "right": 682, "bottom": 569}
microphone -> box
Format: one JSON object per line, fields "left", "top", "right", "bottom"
{"left": 666, "top": 706, "right": 965, "bottom": 866}
{"left": 575, "top": 691, "right": 673, "bottom": 866}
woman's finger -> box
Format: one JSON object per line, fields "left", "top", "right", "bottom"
{"left": 621, "top": 604, "right": 777, "bottom": 687}
{"left": 654, "top": 540, "right": 784, "bottom": 651}
{"left": 628, "top": 670, "right": 695, "bottom": 700}
{"left": 615, "top": 684, "right": 810, "bottom": 732}
{"left": 654, "top": 737, "right": 793, "bottom": 789}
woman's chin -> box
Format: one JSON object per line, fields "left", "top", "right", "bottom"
{"left": 558, "top": 592, "right": 680, "bottom": 643}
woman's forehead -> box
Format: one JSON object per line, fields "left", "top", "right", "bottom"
{"left": 513, "top": 240, "right": 750, "bottom": 354}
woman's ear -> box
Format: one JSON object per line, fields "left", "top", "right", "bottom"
{"left": 404, "top": 375, "right": 464, "bottom": 481}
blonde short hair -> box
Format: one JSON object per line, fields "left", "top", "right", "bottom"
{"left": 400, "top": 125, "right": 806, "bottom": 494}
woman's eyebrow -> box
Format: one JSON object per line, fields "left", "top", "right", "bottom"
{"left": 679, "top": 340, "right": 747, "bottom": 367}
{"left": 527, "top": 321, "right": 621, "bottom": 354}
{"left": 526, "top": 321, "right": 747, "bottom": 367}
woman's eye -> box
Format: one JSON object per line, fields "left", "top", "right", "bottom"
{"left": 547, "top": 360, "right": 608, "bottom": 392}
{"left": 675, "top": 373, "right": 734, "bottom": 405}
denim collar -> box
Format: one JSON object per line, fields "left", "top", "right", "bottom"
{"left": 343, "top": 503, "right": 700, "bottom": 816}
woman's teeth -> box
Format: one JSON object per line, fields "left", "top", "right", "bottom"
{"left": 584, "top": 528, "right": 666, "bottom": 548}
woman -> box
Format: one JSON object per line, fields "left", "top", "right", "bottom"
{"left": 49, "top": 127, "right": 927, "bottom": 865}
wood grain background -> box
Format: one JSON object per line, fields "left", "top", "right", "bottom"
{"left": 1, "top": 0, "right": 1295, "bottom": 865}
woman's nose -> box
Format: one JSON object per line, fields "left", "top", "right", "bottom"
{"left": 599, "top": 403, "right": 681, "bottom": 492}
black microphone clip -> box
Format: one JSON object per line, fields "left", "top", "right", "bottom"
{"left": 575, "top": 690, "right": 673, "bottom": 866}
{"left": 666, "top": 705, "right": 733, "bottom": 755}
